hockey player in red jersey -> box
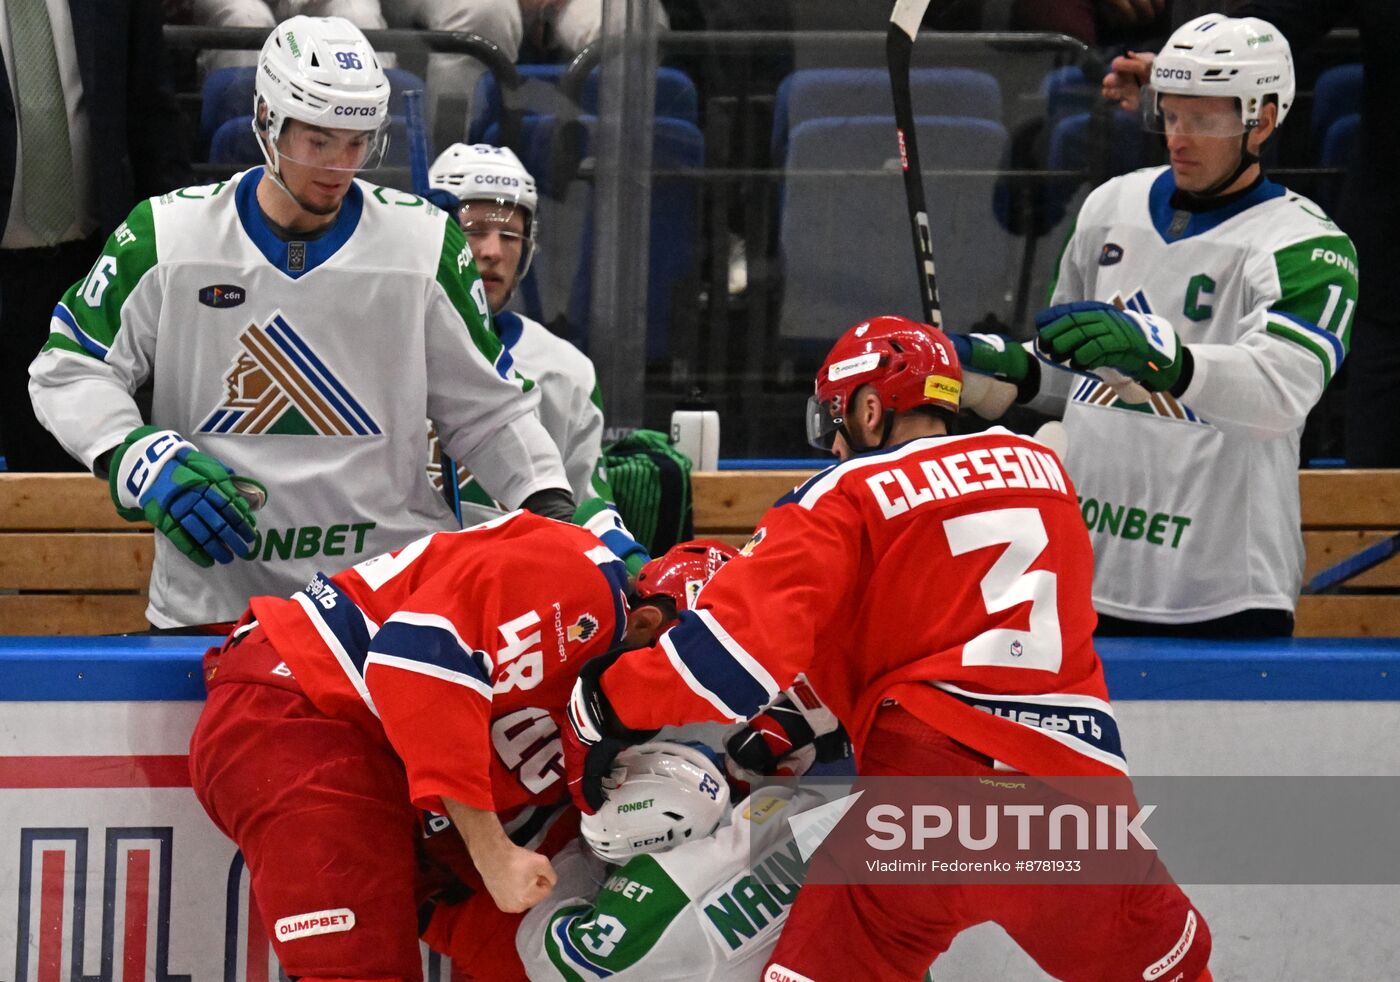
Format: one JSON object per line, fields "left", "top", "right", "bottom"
{"left": 417, "top": 538, "right": 741, "bottom": 977}
{"left": 563, "top": 316, "right": 1213, "bottom": 982}
{"left": 188, "top": 515, "right": 733, "bottom": 982}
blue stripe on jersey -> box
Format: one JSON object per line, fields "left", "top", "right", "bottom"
{"left": 593, "top": 556, "right": 630, "bottom": 648}
{"left": 667, "top": 610, "right": 773, "bottom": 720}
{"left": 266, "top": 316, "right": 376, "bottom": 436}
{"left": 52, "top": 303, "right": 109, "bottom": 358}
{"left": 495, "top": 310, "right": 525, "bottom": 351}
{"left": 1148, "top": 168, "right": 1287, "bottom": 243}
{"left": 370, "top": 620, "right": 491, "bottom": 685}
{"left": 1267, "top": 309, "right": 1346, "bottom": 366}
{"left": 552, "top": 914, "right": 612, "bottom": 978}
{"left": 300, "top": 573, "right": 372, "bottom": 673}
{"left": 943, "top": 689, "right": 1126, "bottom": 766}
{"left": 777, "top": 461, "right": 841, "bottom": 509}
{"left": 271, "top": 316, "right": 383, "bottom": 434}
{"left": 234, "top": 168, "right": 364, "bottom": 279}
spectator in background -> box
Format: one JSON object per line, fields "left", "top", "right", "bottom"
{"left": 1, "top": 0, "right": 190, "bottom": 471}
{"left": 1104, "top": 0, "right": 1398, "bottom": 466}
{"left": 191, "top": 0, "right": 388, "bottom": 74}
{"left": 380, "top": 0, "right": 667, "bottom": 143}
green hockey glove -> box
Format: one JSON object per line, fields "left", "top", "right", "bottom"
{"left": 949, "top": 333, "right": 1039, "bottom": 419}
{"left": 109, "top": 426, "right": 263, "bottom": 568}
{"left": 1035, "top": 301, "right": 1185, "bottom": 393}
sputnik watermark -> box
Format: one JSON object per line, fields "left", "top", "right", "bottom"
{"left": 864, "top": 802, "right": 1157, "bottom": 852}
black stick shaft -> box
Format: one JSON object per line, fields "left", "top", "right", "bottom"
{"left": 887, "top": 0, "right": 940, "bottom": 329}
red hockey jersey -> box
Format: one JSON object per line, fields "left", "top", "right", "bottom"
{"left": 601, "top": 429, "right": 1126, "bottom": 776}
{"left": 251, "top": 511, "right": 632, "bottom": 814}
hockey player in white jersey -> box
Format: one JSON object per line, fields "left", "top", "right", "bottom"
{"left": 956, "top": 14, "right": 1357, "bottom": 636}
{"left": 519, "top": 741, "right": 828, "bottom": 981}
{"left": 427, "top": 141, "right": 649, "bottom": 574}
{"left": 27, "top": 16, "right": 575, "bottom": 629}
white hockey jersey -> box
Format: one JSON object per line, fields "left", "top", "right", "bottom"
{"left": 28, "top": 168, "right": 568, "bottom": 627}
{"left": 1031, "top": 166, "right": 1357, "bottom": 622}
{"left": 436, "top": 309, "right": 609, "bottom": 519}
{"left": 518, "top": 787, "right": 822, "bottom": 981}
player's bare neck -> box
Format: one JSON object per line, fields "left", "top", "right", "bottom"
{"left": 255, "top": 176, "right": 339, "bottom": 239}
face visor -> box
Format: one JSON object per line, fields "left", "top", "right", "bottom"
{"left": 1141, "top": 89, "right": 1249, "bottom": 138}
{"left": 459, "top": 200, "right": 536, "bottom": 280}
{"left": 273, "top": 117, "right": 392, "bottom": 172}
{"left": 806, "top": 394, "right": 844, "bottom": 452}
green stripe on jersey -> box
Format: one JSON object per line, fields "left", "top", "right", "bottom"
{"left": 435, "top": 217, "right": 533, "bottom": 392}
{"left": 1271, "top": 234, "right": 1358, "bottom": 353}
{"left": 48, "top": 199, "right": 158, "bottom": 357}
{"left": 1266, "top": 319, "right": 1337, "bottom": 384}
{"left": 550, "top": 855, "right": 690, "bottom": 974}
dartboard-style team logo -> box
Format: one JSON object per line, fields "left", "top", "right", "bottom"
{"left": 198, "top": 314, "right": 381, "bottom": 437}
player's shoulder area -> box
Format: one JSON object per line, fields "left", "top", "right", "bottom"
{"left": 150, "top": 171, "right": 247, "bottom": 212}
{"left": 353, "top": 177, "right": 453, "bottom": 228}
{"left": 1243, "top": 184, "right": 1353, "bottom": 249}
{"left": 1077, "top": 164, "right": 1167, "bottom": 220}
{"left": 512, "top": 313, "right": 596, "bottom": 377}
{"left": 778, "top": 427, "right": 1054, "bottom": 511}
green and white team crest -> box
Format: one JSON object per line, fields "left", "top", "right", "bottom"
{"left": 197, "top": 314, "right": 382, "bottom": 437}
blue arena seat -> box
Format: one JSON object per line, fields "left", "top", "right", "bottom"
{"left": 208, "top": 114, "right": 412, "bottom": 167}
{"left": 772, "top": 68, "right": 1002, "bottom": 164}
{"left": 1311, "top": 64, "right": 1362, "bottom": 145}
{"left": 1037, "top": 109, "right": 1150, "bottom": 225}
{"left": 1318, "top": 112, "right": 1360, "bottom": 212}
{"left": 1042, "top": 65, "right": 1099, "bottom": 119}
{"left": 778, "top": 115, "right": 1010, "bottom": 350}
{"left": 201, "top": 67, "right": 425, "bottom": 155}
{"left": 507, "top": 115, "right": 703, "bottom": 363}
{"left": 468, "top": 66, "right": 699, "bottom": 146}
{"left": 199, "top": 67, "right": 257, "bottom": 152}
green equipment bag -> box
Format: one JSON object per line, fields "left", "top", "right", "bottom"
{"left": 602, "top": 429, "right": 694, "bottom": 556}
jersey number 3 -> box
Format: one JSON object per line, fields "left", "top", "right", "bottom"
{"left": 944, "top": 507, "right": 1062, "bottom": 673}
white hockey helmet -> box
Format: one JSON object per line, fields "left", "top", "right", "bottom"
{"left": 1146, "top": 14, "right": 1294, "bottom": 131}
{"left": 253, "top": 16, "right": 392, "bottom": 173}
{"left": 580, "top": 742, "right": 729, "bottom": 863}
{"left": 429, "top": 143, "right": 539, "bottom": 281}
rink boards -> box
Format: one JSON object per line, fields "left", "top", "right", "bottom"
{"left": 1, "top": 635, "right": 1398, "bottom": 981}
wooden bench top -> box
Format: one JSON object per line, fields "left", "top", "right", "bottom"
{"left": 2, "top": 470, "right": 1397, "bottom": 636}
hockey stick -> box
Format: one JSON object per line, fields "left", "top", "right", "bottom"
{"left": 1304, "top": 532, "right": 1400, "bottom": 594}
{"left": 887, "top": 3, "right": 1150, "bottom": 405}
{"left": 888, "top": 0, "right": 941, "bottom": 329}
{"left": 404, "top": 88, "right": 464, "bottom": 526}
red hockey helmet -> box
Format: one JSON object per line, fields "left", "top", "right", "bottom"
{"left": 807, "top": 315, "right": 963, "bottom": 451}
{"left": 634, "top": 539, "right": 740, "bottom": 614}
